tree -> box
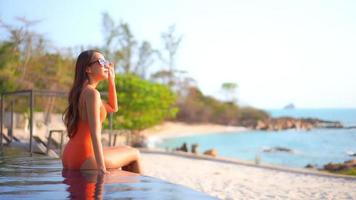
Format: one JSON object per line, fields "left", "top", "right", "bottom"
{"left": 98, "top": 74, "right": 178, "bottom": 132}
{"left": 134, "top": 41, "right": 155, "bottom": 79}
{"left": 0, "top": 41, "right": 20, "bottom": 93}
{"left": 101, "top": 13, "right": 156, "bottom": 78}
{"left": 153, "top": 25, "right": 182, "bottom": 88}
{"left": 0, "top": 17, "right": 46, "bottom": 87}
{"left": 221, "top": 82, "right": 238, "bottom": 103}
{"left": 0, "top": 17, "right": 75, "bottom": 118}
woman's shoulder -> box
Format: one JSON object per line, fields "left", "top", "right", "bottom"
{"left": 82, "top": 86, "right": 101, "bottom": 98}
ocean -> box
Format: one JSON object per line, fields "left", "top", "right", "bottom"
{"left": 157, "top": 109, "right": 356, "bottom": 168}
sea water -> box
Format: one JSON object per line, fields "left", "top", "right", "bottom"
{"left": 158, "top": 109, "right": 356, "bottom": 168}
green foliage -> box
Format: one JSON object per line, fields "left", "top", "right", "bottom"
{"left": 222, "top": 82, "right": 238, "bottom": 89}
{"left": 177, "top": 87, "right": 240, "bottom": 125}
{"left": 221, "top": 82, "right": 238, "bottom": 103}
{"left": 238, "top": 106, "right": 269, "bottom": 127}
{"left": 335, "top": 168, "right": 356, "bottom": 176}
{"left": 0, "top": 41, "right": 21, "bottom": 93}
{"left": 98, "top": 74, "right": 178, "bottom": 131}
{"left": 0, "top": 20, "right": 75, "bottom": 114}
{"left": 239, "top": 107, "right": 269, "bottom": 121}
{"left": 176, "top": 87, "right": 269, "bottom": 126}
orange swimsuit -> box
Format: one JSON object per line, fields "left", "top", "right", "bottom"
{"left": 62, "top": 100, "right": 107, "bottom": 170}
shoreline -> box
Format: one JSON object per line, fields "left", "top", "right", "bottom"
{"left": 140, "top": 121, "right": 248, "bottom": 150}
{"left": 141, "top": 121, "right": 248, "bottom": 140}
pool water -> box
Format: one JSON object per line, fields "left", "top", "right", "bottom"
{"left": 0, "top": 147, "right": 216, "bottom": 199}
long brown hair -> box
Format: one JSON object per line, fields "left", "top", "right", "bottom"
{"left": 63, "top": 50, "right": 101, "bottom": 138}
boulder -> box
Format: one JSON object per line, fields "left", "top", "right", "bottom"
{"left": 176, "top": 142, "right": 188, "bottom": 152}
{"left": 305, "top": 164, "right": 317, "bottom": 169}
{"left": 256, "top": 120, "right": 268, "bottom": 130}
{"left": 203, "top": 149, "right": 218, "bottom": 157}
{"left": 191, "top": 143, "right": 199, "bottom": 154}
{"left": 263, "top": 146, "right": 294, "bottom": 154}
{"left": 344, "top": 159, "right": 356, "bottom": 168}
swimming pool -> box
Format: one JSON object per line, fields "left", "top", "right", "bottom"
{"left": 0, "top": 147, "right": 216, "bottom": 199}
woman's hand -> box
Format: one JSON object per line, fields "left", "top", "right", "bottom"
{"left": 99, "top": 168, "right": 110, "bottom": 175}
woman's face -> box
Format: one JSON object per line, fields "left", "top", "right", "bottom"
{"left": 86, "top": 52, "right": 109, "bottom": 81}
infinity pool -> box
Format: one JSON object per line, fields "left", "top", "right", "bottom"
{"left": 0, "top": 147, "right": 215, "bottom": 199}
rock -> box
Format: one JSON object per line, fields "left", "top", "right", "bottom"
{"left": 283, "top": 103, "right": 295, "bottom": 109}
{"left": 324, "top": 163, "right": 345, "bottom": 171}
{"left": 176, "top": 142, "right": 188, "bottom": 152}
{"left": 305, "top": 164, "right": 317, "bottom": 169}
{"left": 263, "top": 146, "right": 294, "bottom": 154}
{"left": 275, "top": 147, "right": 293, "bottom": 152}
{"left": 203, "top": 149, "right": 218, "bottom": 157}
{"left": 255, "top": 117, "right": 343, "bottom": 131}
{"left": 240, "top": 119, "right": 258, "bottom": 129}
{"left": 256, "top": 120, "right": 268, "bottom": 130}
{"left": 131, "top": 134, "right": 149, "bottom": 148}
{"left": 346, "top": 151, "right": 356, "bottom": 157}
{"left": 323, "top": 159, "right": 356, "bottom": 172}
{"left": 345, "top": 126, "right": 356, "bottom": 129}
{"left": 191, "top": 143, "right": 199, "bottom": 154}
{"left": 344, "top": 159, "right": 356, "bottom": 168}
{"left": 131, "top": 141, "right": 147, "bottom": 148}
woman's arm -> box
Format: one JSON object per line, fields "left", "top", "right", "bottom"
{"left": 103, "top": 64, "right": 118, "bottom": 113}
{"left": 85, "top": 88, "right": 107, "bottom": 173}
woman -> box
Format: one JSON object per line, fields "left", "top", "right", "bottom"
{"left": 62, "top": 50, "right": 142, "bottom": 174}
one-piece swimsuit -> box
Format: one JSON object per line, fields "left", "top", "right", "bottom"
{"left": 62, "top": 90, "right": 107, "bottom": 170}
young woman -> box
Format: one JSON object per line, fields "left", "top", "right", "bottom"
{"left": 62, "top": 50, "right": 142, "bottom": 174}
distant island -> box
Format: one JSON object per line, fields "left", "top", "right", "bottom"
{"left": 283, "top": 103, "right": 295, "bottom": 109}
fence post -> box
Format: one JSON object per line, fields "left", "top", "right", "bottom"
{"left": 109, "top": 112, "right": 113, "bottom": 146}
{"left": 0, "top": 94, "right": 3, "bottom": 147}
{"left": 9, "top": 101, "right": 14, "bottom": 143}
{"left": 29, "top": 90, "right": 34, "bottom": 154}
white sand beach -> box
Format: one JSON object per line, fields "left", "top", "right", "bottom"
{"left": 139, "top": 122, "right": 356, "bottom": 199}
{"left": 140, "top": 121, "right": 248, "bottom": 139}
{"left": 140, "top": 150, "right": 356, "bottom": 200}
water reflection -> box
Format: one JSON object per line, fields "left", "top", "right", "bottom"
{"left": 62, "top": 169, "right": 140, "bottom": 199}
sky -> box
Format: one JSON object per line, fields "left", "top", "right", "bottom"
{"left": 1, "top": 0, "right": 356, "bottom": 109}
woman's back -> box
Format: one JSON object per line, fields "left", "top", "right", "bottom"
{"left": 62, "top": 87, "right": 107, "bottom": 170}
{"left": 78, "top": 87, "right": 107, "bottom": 123}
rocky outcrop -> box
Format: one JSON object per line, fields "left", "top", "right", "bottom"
{"left": 283, "top": 103, "right": 295, "bottom": 109}
{"left": 191, "top": 143, "right": 199, "bottom": 154}
{"left": 347, "top": 152, "right": 356, "bottom": 157}
{"left": 203, "top": 149, "right": 218, "bottom": 157}
{"left": 323, "top": 159, "right": 356, "bottom": 172}
{"left": 175, "top": 142, "right": 188, "bottom": 152}
{"left": 305, "top": 164, "right": 318, "bottom": 169}
{"left": 255, "top": 117, "right": 343, "bottom": 131}
{"left": 263, "top": 146, "right": 294, "bottom": 154}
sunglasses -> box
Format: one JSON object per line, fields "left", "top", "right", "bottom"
{"left": 88, "top": 58, "right": 110, "bottom": 68}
